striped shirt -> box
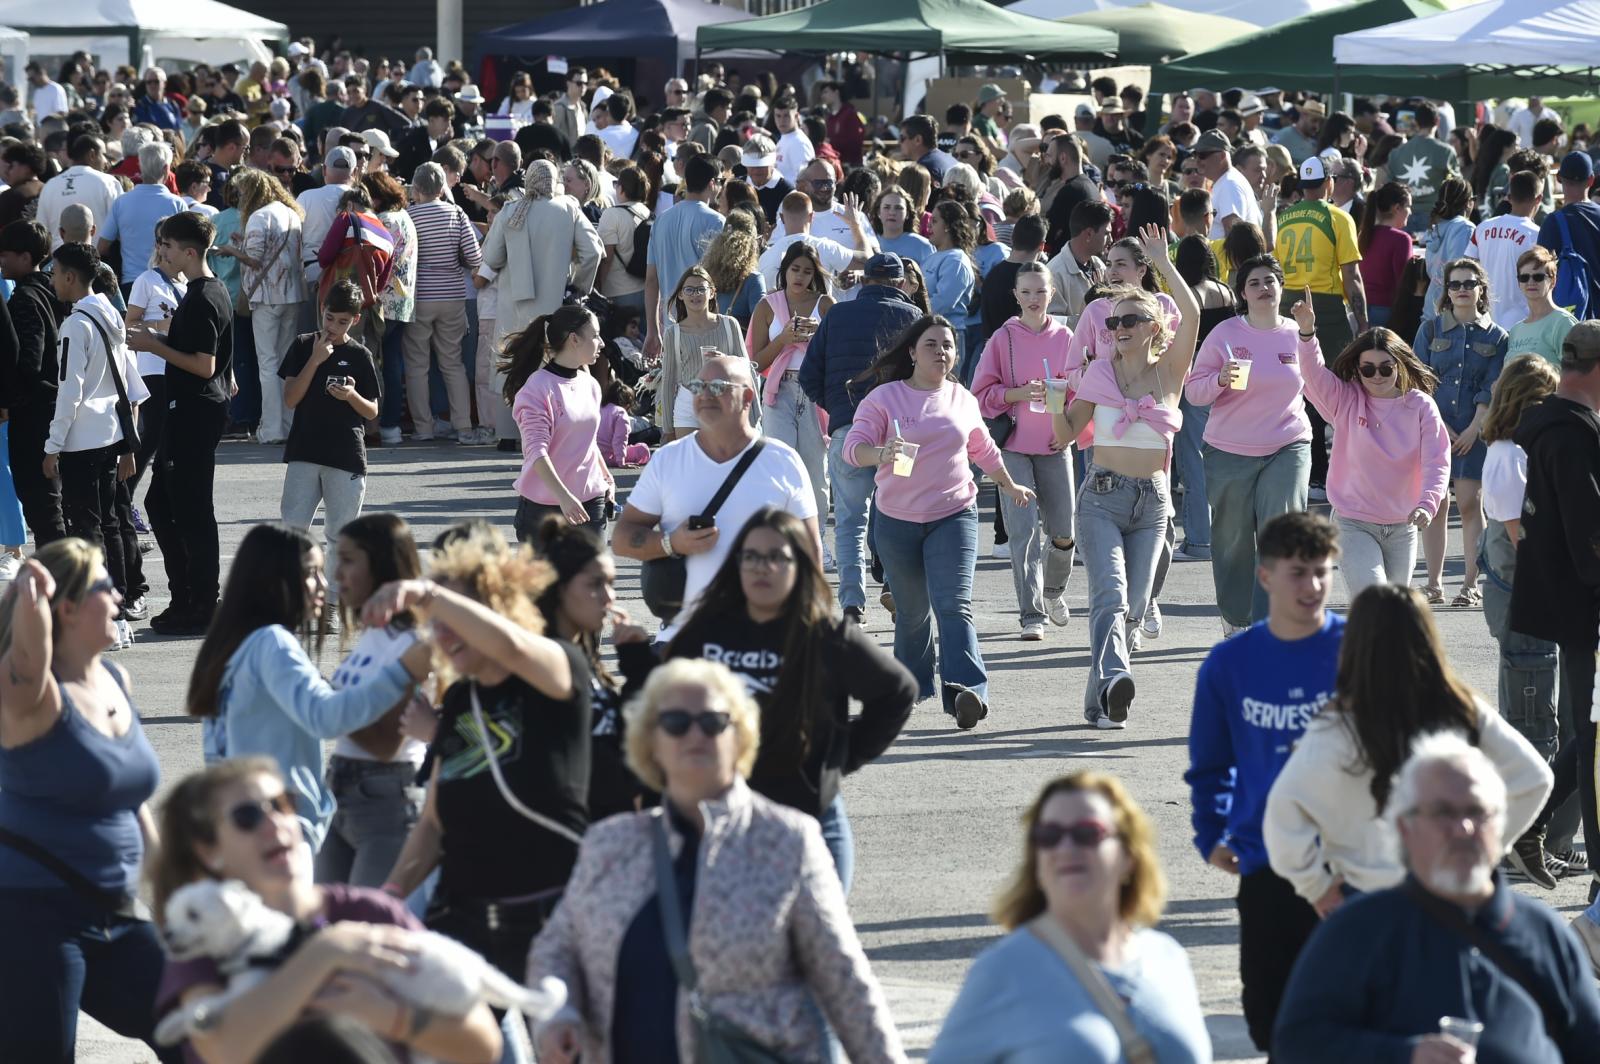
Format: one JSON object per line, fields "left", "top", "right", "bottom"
{"left": 406, "top": 198, "right": 482, "bottom": 302}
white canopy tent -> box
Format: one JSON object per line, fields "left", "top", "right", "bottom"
{"left": 0, "top": 0, "right": 286, "bottom": 70}
{"left": 0, "top": 25, "right": 27, "bottom": 85}
{"left": 1006, "top": 0, "right": 1352, "bottom": 29}
{"left": 1333, "top": 0, "right": 1600, "bottom": 67}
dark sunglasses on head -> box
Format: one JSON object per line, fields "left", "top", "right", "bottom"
{"left": 1446, "top": 279, "right": 1480, "bottom": 291}
{"left": 1518, "top": 272, "right": 1548, "bottom": 284}
{"left": 1030, "top": 819, "right": 1116, "bottom": 849}
{"left": 656, "top": 709, "right": 733, "bottom": 737}
{"left": 1105, "top": 313, "right": 1154, "bottom": 329}
{"left": 1358, "top": 361, "right": 1397, "bottom": 379}
{"left": 224, "top": 791, "right": 297, "bottom": 832}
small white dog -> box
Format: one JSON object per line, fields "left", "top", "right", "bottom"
{"left": 155, "top": 879, "right": 567, "bottom": 1046}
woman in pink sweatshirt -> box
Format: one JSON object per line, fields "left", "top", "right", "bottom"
{"left": 1291, "top": 291, "right": 1450, "bottom": 599}
{"left": 504, "top": 303, "right": 616, "bottom": 542}
{"left": 972, "top": 262, "right": 1076, "bottom": 641}
{"left": 1184, "top": 253, "right": 1311, "bottom": 635}
{"left": 844, "top": 315, "right": 1035, "bottom": 730}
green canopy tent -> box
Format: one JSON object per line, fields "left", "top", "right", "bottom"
{"left": 695, "top": 0, "right": 1118, "bottom": 61}
{"left": 1056, "top": 2, "right": 1257, "bottom": 65}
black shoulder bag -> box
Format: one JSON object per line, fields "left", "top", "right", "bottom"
{"left": 74, "top": 310, "right": 140, "bottom": 456}
{"left": 641, "top": 440, "right": 765, "bottom": 622}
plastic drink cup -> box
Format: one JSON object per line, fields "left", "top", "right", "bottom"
{"left": 1439, "top": 1017, "right": 1483, "bottom": 1051}
{"left": 1229, "top": 357, "right": 1252, "bottom": 390}
{"left": 893, "top": 441, "right": 920, "bottom": 477}
{"left": 1044, "top": 378, "right": 1068, "bottom": 413}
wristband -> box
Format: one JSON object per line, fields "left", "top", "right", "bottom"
{"left": 660, "top": 529, "right": 678, "bottom": 559}
{"left": 1298, "top": 331, "right": 1316, "bottom": 340}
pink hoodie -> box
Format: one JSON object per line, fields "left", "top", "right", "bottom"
{"left": 971, "top": 317, "right": 1074, "bottom": 455}
{"left": 1184, "top": 315, "right": 1311, "bottom": 456}
{"left": 512, "top": 366, "right": 611, "bottom": 505}
{"left": 1297, "top": 336, "right": 1451, "bottom": 524}
{"left": 843, "top": 379, "right": 1003, "bottom": 522}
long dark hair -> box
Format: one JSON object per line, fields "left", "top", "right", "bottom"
{"left": 1125, "top": 186, "right": 1170, "bottom": 239}
{"left": 1471, "top": 127, "right": 1518, "bottom": 200}
{"left": 1329, "top": 327, "right": 1438, "bottom": 395}
{"left": 668, "top": 508, "right": 836, "bottom": 769}
{"left": 1359, "top": 181, "right": 1411, "bottom": 254}
{"left": 336, "top": 512, "right": 422, "bottom": 633}
{"left": 499, "top": 304, "right": 597, "bottom": 405}
{"left": 1430, "top": 175, "right": 1472, "bottom": 225}
{"left": 852, "top": 314, "right": 958, "bottom": 389}
{"left": 1173, "top": 234, "right": 1219, "bottom": 288}
{"left": 1334, "top": 584, "right": 1482, "bottom": 811}
{"left": 1107, "top": 236, "right": 1159, "bottom": 293}
{"left": 532, "top": 517, "right": 615, "bottom": 689}
{"left": 186, "top": 524, "right": 320, "bottom": 719}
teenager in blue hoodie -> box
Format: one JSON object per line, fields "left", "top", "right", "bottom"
{"left": 1186, "top": 510, "right": 1344, "bottom": 1054}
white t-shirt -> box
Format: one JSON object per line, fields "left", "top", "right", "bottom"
{"left": 775, "top": 129, "right": 815, "bottom": 185}
{"left": 30, "top": 80, "right": 69, "bottom": 119}
{"left": 757, "top": 232, "right": 856, "bottom": 291}
{"left": 38, "top": 166, "right": 122, "bottom": 250}
{"left": 1209, "top": 167, "right": 1262, "bottom": 240}
{"left": 127, "top": 269, "right": 187, "bottom": 378}
{"left": 770, "top": 201, "right": 877, "bottom": 256}
{"left": 597, "top": 122, "right": 639, "bottom": 160}
{"left": 296, "top": 183, "right": 350, "bottom": 283}
{"left": 1466, "top": 214, "right": 1540, "bottom": 328}
{"left": 1481, "top": 440, "right": 1528, "bottom": 523}
{"left": 626, "top": 434, "right": 817, "bottom": 638}
{"left": 1509, "top": 105, "right": 1562, "bottom": 150}
{"left": 330, "top": 624, "right": 427, "bottom": 764}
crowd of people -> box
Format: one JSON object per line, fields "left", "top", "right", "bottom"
{"left": 0, "top": 39, "right": 1599, "bottom": 1064}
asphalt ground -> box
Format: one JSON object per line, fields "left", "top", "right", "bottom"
{"left": 77, "top": 439, "right": 1593, "bottom": 1061}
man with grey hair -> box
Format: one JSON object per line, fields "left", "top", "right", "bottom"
{"left": 99, "top": 140, "right": 184, "bottom": 287}
{"left": 296, "top": 144, "right": 357, "bottom": 296}
{"left": 1274, "top": 730, "right": 1600, "bottom": 1063}
{"left": 134, "top": 67, "right": 182, "bottom": 130}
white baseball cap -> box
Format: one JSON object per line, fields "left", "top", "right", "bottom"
{"left": 1299, "top": 156, "right": 1327, "bottom": 184}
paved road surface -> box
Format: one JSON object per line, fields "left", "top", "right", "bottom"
{"left": 77, "top": 440, "right": 1590, "bottom": 1061}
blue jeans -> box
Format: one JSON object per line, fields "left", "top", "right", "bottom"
{"left": 1204, "top": 441, "right": 1311, "bottom": 627}
{"left": 828, "top": 426, "right": 878, "bottom": 609}
{"left": 229, "top": 313, "right": 260, "bottom": 430}
{"left": 959, "top": 322, "right": 985, "bottom": 386}
{"left": 0, "top": 887, "right": 182, "bottom": 1062}
{"left": 381, "top": 321, "right": 408, "bottom": 428}
{"left": 1077, "top": 467, "right": 1169, "bottom": 714}
{"left": 1173, "top": 396, "right": 1211, "bottom": 555}
{"left": 314, "top": 757, "right": 425, "bottom": 888}
{"left": 764, "top": 375, "right": 828, "bottom": 522}
{"left": 819, "top": 795, "right": 854, "bottom": 893}
{"left": 874, "top": 505, "right": 987, "bottom": 704}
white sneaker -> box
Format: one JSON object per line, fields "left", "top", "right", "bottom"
{"left": 1142, "top": 601, "right": 1163, "bottom": 638}
{"left": 1020, "top": 622, "right": 1045, "bottom": 641}
{"left": 991, "top": 542, "right": 1011, "bottom": 560}
{"left": 433, "top": 420, "right": 459, "bottom": 440}
{"left": 1222, "top": 620, "right": 1248, "bottom": 638}
{"left": 1127, "top": 625, "right": 1143, "bottom": 653}
{"left": 379, "top": 426, "right": 402, "bottom": 446}
{"left": 823, "top": 545, "right": 837, "bottom": 573}
{"left": 113, "top": 618, "right": 133, "bottom": 650}
{"left": 1095, "top": 713, "right": 1126, "bottom": 730}
{"left": 0, "top": 553, "right": 20, "bottom": 583}
{"left": 1046, "top": 594, "right": 1070, "bottom": 626}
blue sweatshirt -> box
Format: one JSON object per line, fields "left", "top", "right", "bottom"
{"left": 204, "top": 625, "right": 414, "bottom": 839}
{"left": 1185, "top": 612, "right": 1344, "bottom": 875}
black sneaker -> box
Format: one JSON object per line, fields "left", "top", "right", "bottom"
{"left": 1510, "top": 832, "right": 1558, "bottom": 890}
{"left": 842, "top": 605, "right": 863, "bottom": 626}
{"left": 149, "top": 604, "right": 200, "bottom": 636}
{"left": 1551, "top": 847, "right": 1585, "bottom": 874}
{"left": 1103, "top": 673, "right": 1135, "bottom": 723}
{"left": 496, "top": 438, "right": 520, "bottom": 453}
{"left": 943, "top": 683, "right": 985, "bottom": 730}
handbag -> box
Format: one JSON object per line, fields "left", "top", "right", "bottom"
{"left": 73, "top": 311, "right": 140, "bottom": 457}
{"left": 1028, "top": 915, "right": 1157, "bottom": 1064}
{"left": 982, "top": 327, "right": 1019, "bottom": 449}
{"left": 641, "top": 440, "right": 766, "bottom": 621}
{"left": 650, "top": 815, "right": 796, "bottom": 1064}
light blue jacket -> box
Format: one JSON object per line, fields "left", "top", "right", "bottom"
{"left": 203, "top": 625, "right": 413, "bottom": 840}
{"left": 925, "top": 247, "right": 977, "bottom": 330}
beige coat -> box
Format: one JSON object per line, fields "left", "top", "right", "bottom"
{"left": 481, "top": 195, "right": 603, "bottom": 345}
{"left": 528, "top": 778, "right": 906, "bottom": 1064}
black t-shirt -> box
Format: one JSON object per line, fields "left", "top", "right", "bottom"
{"left": 587, "top": 641, "right": 659, "bottom": 822}
{"left": 278, "top": 333, "right": 380, "bottom": 474}
{"left": 433, "top": 643, "right": 592, "bottom": 900}
{"left": 515, "top": 122, "right": 572, "bottom": 164}
{"left": 981, "top": 259, "right": 1025, "bottom": 341}
{"left": 163, "top": 275, "right": 233, "bottom": 405}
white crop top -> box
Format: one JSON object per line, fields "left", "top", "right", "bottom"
{"left": 1093, "top": 404, "right": 1170, "bottom": 450}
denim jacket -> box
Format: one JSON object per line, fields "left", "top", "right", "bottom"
{"left": 1414, "top": 310, "right": 1507, "bottom": 431}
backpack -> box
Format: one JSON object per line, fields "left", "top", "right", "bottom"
{"left": 624, "top": 206, "right": 651, "bottom": 279}
{"left": 1550, "top": 210, "right": 1592, "bottom": 319}
{"left": 317, "top": 210, "right": 397, "bottom": 314}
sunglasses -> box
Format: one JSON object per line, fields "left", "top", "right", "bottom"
{"left": 684, "top": 379, "right": 737, "bottom": 398}
{"left": 1446, "top": 279, "right": 1480, "bottom": 291}
{"left": 1030, "top": 819, "right": 1116, "bottom": 849}
{"left": 1518, "top": 272, "right": 1549, "bottom": 284}
{"left": 656, "top": 709, "right": 733, "bottom": 737}
{"left": 86, "top": 575, "right": 116, "bottom": 597}
{"left": 1180, "top": 166, "right": 1202, "bottom": 176}
{"left": 1358, "top": 361, "right": 1397, "bottom": 378}
{"left": 271, "top": 165, "right": 297, "bottom": 176}
{"left": 1104, "top": 313, "right": 1154, "bottom": 329}
{"left": 224, "top": 791, "right": 297, "bottom": 832}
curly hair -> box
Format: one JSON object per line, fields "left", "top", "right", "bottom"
{"left": 700, "top": 209, "right": 761, "bottom": 295}
{"left": 427, "top": 526, "right": 552, "bottom": 686}
{"left": 231, "top": 166, "right": 303, "bottom": 222}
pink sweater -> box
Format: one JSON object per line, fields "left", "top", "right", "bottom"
{"left": 843, "top": 379, "right": 1003, "bottom": 522}
{"left": 598, "top": 403, "right": 630, "bottom": 466}
{"left": 971, "top": 317, "right": 1074, "bottom": 455}
{"left": 1184, "top": 315, "right": 1311, "bottom": 456}
{"left": 1297, "top": 337, "right": 1451, "bottom": 524}
{"left": 512, "top": 366, "right": 610, "bottom": 505}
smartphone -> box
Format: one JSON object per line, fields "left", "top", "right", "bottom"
{"left": 687, "top": 515, "right": 715, "bottom": 531}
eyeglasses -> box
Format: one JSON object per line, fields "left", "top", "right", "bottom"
{"left": 1446, "top": 279, "right": 1480, "bottom": 291}
{"left": 1358, "top": 361, "right": 1397, "bottom": 378}
{"left": 1030, "top": 819, "right": 1117, "bottom": 850}
{"left": 1518, "top": 272, "right": 1549, "bottom": 284}
{"left": 739, "top": 549, "right": 795, "bottom": 571}
{"left": 955, "top": 149, "right": 977, "bottom": 159}
{"left": 1404, "top": 802, "right": 1498, "bottom": 833}
{"left": 680, "top": 285, "right": 710, "bottom": 296}
{"left": 1104, "top": 313, "right": 1154, "bottom": 329}
{"left": 354, "top": 150, "right": 371, "bottom": 160}
{"left": 224, "top": 791, "right": 298, "bottom": 832}
{"left": 683, "top": 379, "right": 737, "bottom": 398}
{"left": 656, "top": 709, "right": 733, "bottom": 737}
{"left": 808, "top": 178, "right": 836, "bottom": 189}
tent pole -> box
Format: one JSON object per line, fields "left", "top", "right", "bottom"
{"left": 1332, "top": 64, "right": 1340, "bottom": 100}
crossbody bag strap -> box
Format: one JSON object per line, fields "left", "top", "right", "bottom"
{"left": 74, "top": 310, "right": 138, "bottom": 452}
{"left": 699, "top": 439, "right": 766, "bottom": 521}
{"left": 1401, "top": 879, "right": 1563, "bottom": 1038}
{"left": 650, "top": 813, "right": 700, "bottom": 992}
{"left": 1005, "top": 327, "right": 1018, "bottom": 407}
{"left": 468, "top": 681, "right": 584, "bottom": 845}
{"left": 1028, "top": 915, "right": 1157, "bottom": 1064}
{"left": 0, "top": 825, "right": 135, "bottom": 914}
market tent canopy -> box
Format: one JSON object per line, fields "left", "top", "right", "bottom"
{"left": 1054, "top": 2, "right": 1257, "bottom": 64}
{"left": 1149, "top": 0, "right": 1455, "bottom": 97}
{"left": 696, "top": 0, "right": 1118, "bottom": 61}
{"left": 1007, "top": 0, "right": 1351, "bottom": 29}
{"left": 476, "top": 0, "right": 753, "bottom": 69}
{"left": 1334, "top": 0, "right": 1600, "bottom": 67}
{"left": 0, "top": 0, "right": 286, "bottom": 66}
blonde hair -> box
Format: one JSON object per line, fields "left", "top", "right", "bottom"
{"left": 992, "top": 772, "right": 1166, "bottom": 931}
{"left": 700, "top": 210, "right": 760, "bottom": 295}
{"left": 1106, "top": 285, "right": 1173, "bottom": 355}
{"left": 232, "top": 166, "right": 304, "bottom": 223}
{"left": 0, "top": 538, "right": 102, "bottom": 659}
{"left": 1482, "top": 353, "right": 1559, "bottom": 444}
{"left": 427, "top": 527, "right": 551, "bottom": 686}
{"left": 622, "top": 658, "right": 760, "bottom": 792}
{"left": 1002, "top": 186, "right": 1038, "bottom": 219}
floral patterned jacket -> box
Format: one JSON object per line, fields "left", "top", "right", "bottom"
{"left": 528, "top": 777, "right": 906, "bottom": 1064}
